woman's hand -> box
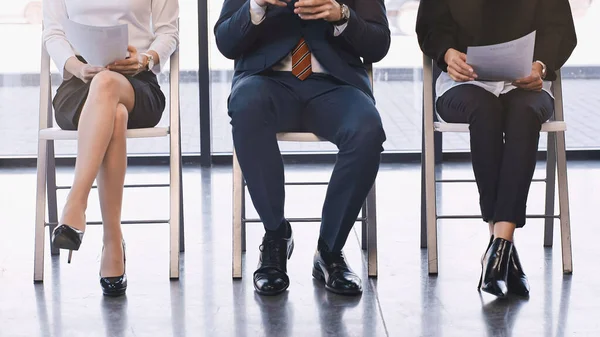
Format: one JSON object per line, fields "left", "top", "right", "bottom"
{"left": 444, "top": 48, "right": 477, "bottom": 82}
{"left": 512, "top": 63, "right": 544, "bottom": 91}
{"left": 77, "top": 65, "right": 107, "bottom": 83}
{"left": 107, "top": 46, "right": 147, "bottom": 76}
{"left": 64, "top": 56, "right": 105, "bottom": 83}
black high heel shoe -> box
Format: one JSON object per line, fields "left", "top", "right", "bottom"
{"left": 100, "top": 241, "right": 127, "bottom": 297}
{"left": 51, "top": 224, "right": 84, "bottom": 263}
{"left": 478, "top": 237, "right": 513, "bottom": 298}
{"left": 479, "top": 236, "right": 530, "bottom": 297}
{"left": 507, "top": 246, "right": 530, "bottom": 297}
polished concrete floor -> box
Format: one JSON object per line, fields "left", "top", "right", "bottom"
{"left": 1, "top": 161, "right": 599, "bottom": 337}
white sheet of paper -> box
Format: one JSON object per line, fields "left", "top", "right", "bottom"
{"left": 63, "top": 19, "right": 128, "bottom": 67}
{"left": 466, "top": 31, "right": 536, "bottom": 82}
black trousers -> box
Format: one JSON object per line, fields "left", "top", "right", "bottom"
{"left": 228, "top": 71, "right": 385, "bottom": 251}
{"left": 436, "top": 85, "right": 554, "bottom": 227}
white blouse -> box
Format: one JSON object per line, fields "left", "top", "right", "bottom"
{"left": 43, "top": 0, "right": 179, "bottom": 79}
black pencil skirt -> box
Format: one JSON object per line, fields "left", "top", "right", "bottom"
{"left": 52, "top": 60, "right": 166, "bottom": 130}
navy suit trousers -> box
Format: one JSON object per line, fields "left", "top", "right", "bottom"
{"left": 228, "top": 71, "right": 386, "bottom": 251}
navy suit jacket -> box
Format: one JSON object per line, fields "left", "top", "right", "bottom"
{"left": 214, "top": 0, "right": 390, "bottom": 99}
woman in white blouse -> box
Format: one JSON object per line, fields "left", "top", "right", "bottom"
{"left": 43, "top": 0, "right": 178, "bottom": 296}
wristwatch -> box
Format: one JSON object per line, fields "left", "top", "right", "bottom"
{"left": 534, "top": 60, "right": 547, "bottom": 79}
{"left": 333, "top": 2, "right": 350, "bottom": 26}
{"left": 141, "top": 52, "right": 155, "bottom": 71}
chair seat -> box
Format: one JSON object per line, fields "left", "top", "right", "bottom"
{"left": 38, "top": 127, "right": 170, "bottom": 140}
{"left": 433, "top": 121, "right": 567, "bottom": 133}
{"left": 276, "top": 132, "right": 324, "bottom": 142}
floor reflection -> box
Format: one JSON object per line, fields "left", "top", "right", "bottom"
{"left": 255, "top": 291, "right": 293, "bottom": 337}
{"left": 480, "top": 295, "right": 528, "bottom": 337}
{"left": 101, "top": 296, "right": 129, "bottom": 337}
{"left": 314, "top": 280, "right": 362, "bottom": 337}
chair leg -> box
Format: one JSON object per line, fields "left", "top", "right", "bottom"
{"left": 420, "top": 141, "right": 427, "bottom": 249}
{"left": 555, "top": 131, "right": 573, "bottom": 274}
{"left": 544, "top": 133, "right": 557, "bottom": 247}
{"left": 233, "top": 149, "right": 244, "bottom": 279}
{"left": 361, "top": 200, "right": 367, "bottom": 251}
{"left": 169, "top": 129, "right": 181, "bottom": 280}
{"left": 241, "top": 177, "right": 247, "bottom": 253}
{"left": 47, "top": 141, "right": 59, "bottom": 256}
{"left": 366, "top": 183, "right": 378, "bottom": 277}
{"left": 179, "top": 147, "right": 185, "bottom": 253}
{"left": 34, "top": 140, "right": 49, "bottom": 283}
{"left": 424, "top": 133, "right": 438, "bottom": 274}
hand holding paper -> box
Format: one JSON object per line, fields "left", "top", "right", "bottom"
{"left": 466, "top": 31, "right": 536, "bottom": 82}
{"left": 63, "top": 19, "right": 128, "bottom": 67}
{"left": 444, "top": 48, "right": 477, "bottom": 82}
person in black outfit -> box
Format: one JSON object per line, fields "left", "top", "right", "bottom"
{"left": 416, "top": 0, "right": 576, "bottom": 298}
{"left": 215, "top": 0, "right": 390, "bottom": 296}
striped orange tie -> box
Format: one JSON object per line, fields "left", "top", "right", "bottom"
{"left": 291, "top": 38, "right": 312, "bottom": 80}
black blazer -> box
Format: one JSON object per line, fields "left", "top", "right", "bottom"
{"left": 415, "top": 0, "right": 577, "bottom": 80}
{"left": 214, "top": 0, "right": 390, "bottom": 98}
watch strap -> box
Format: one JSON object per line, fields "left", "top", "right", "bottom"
{"left": 333, "top": 3, "right": 349, "bottom": 26}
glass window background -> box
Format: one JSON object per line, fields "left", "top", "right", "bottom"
{"left": 0, "top": 0, "right": 598, "bottom": 157}
{"left": 0, "top": 0, "right": 199, "bottom": 156}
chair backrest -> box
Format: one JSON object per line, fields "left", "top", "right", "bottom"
{"left": 422, "top": 55, "right": 566, "bottom": 124}
{"left": 38, "top": 41, "right": 180, "bottom": 134}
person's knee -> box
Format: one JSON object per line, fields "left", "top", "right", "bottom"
{"left": 338, "top": 111, "right": 386, "bottom": 153}
{"left": 228, "top": 76, "right": 276, "bottom": 130}
{"left": 506, "top": 98, "right": 550, "bottom": 134}
{"left": 112, "top": 104, "right": 129, "bottom": 139}
{"left": 89, "top": 71, "right": 122, "bottom": 97}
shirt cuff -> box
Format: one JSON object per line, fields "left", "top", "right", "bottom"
{"left": 249, "top": 0, "right": 267, "bottom": 25}
{"left": 333, "top": 22, "right": 348, "bottom": 37}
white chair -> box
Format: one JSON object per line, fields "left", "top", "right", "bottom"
{"left": 33, "top": 44, "right": 184, "bottom": 282}
{"left": 420, "top": 55, "right": 573, "bottom": 275}
{"left": 232, "top": 66, "right": 378, "bottom": 279}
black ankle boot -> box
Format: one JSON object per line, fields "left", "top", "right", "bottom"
{"left": 479, "top": 237, "right": 513, "bottom": 298}
{"left": 507, "top": 246, "right": 530, "bottom": 297}
{"left": 480, "top": 236, "right": 530, "bottom": 297}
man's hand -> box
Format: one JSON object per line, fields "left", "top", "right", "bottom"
{"left": 512, "top": 62, "right": 544, "bottom": 91}
{"left": 107, "top": 46, "right": 146, "bottom": 76}
{"left": 255, "top": 0, "right": 289, "bottom": 7}
{"left": 444, "top": 48, "right": 477, "bottom": 82}
{"left": 294, "top": 0, "right": 342, "bottom": 22}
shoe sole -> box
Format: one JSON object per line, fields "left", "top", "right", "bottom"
{"left": 312, "top": 268, "right": 363, "bottom": 296}
{"left": 102, "top": 288, "right": 127, "bottom": 297}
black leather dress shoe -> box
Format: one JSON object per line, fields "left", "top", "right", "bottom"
{"left": 312, "top": 249, "right": 362, "bottom": 295}
{"left": 253, "top": 230, "right": 294, "bottom": 296}
{"left": 481, "top": 236, "right": 530, "bottom": 297}
{"left": 479, "top": 238, "right": 513, "bottom": 298}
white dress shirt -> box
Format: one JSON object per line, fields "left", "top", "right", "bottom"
{"left": 249, "top": 0, "right": 348, "bottom": 73}
{"left": 436, "top": 72, "right": 553, "bottom": 99}
{"left": 43, "top": 0, "right": 179, "bottom": 79}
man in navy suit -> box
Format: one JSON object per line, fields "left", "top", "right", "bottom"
{"left": 215, "top": 0, "right": 390, "bottom": 296}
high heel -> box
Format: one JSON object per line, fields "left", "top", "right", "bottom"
{"left": 477, "top": 236, "right": 494, "bottom": 290}
{"left": 507, "top": 246, "right": 530, "bottom": 297}
{"left": 51, "top": 224, "right": 84, "bottom": 263}
{"left": 479, "top": 237, "right": 513, "bottom": 298}
{"left": 100, "top": 241, "right": 127, "bottom": 297}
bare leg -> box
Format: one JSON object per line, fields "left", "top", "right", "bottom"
{"left": 98, "top": 104, "right": 129, "bottom": 277}
{"left": 494, "top": 221, "right": 516, "bottom": 242}
{"left": 59, "top": 71, "right": 134, "bottom": 232}
{"left": 488, "top": 221, "right": 494, "bottom": 236}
